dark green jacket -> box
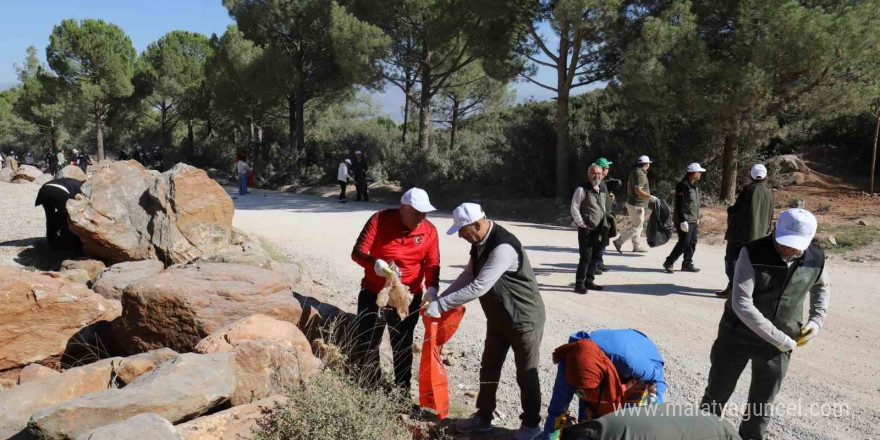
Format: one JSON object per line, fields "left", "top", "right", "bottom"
{"left": 725, "top": 180, "right": 774, "bottom": 245}
{"left": 474, "top": 224, "right": 545, "bottom": 333}
{"left": 673, "top": 177, "right": 700, "bottom": 223}
{"left": 719, "top": 235, "right": 825, "bottom": 346}
{"left": 626, "top": 168, "right": 650, "bottom": 207}
{"left": 561, "top": 404, "right": 741, "bottom": 440}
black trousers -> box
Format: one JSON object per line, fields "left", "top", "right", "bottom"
{"left": 352, "top": 288, "right": 422, "bottom": 392}
{"left": 725, "top": 242, "right": 745, "bottom": 286}
{"left": 576, "top": 228, "right": 602, "bottom": 286}
{"left": 700, "top": 335, "right": 791, "bottom": 440}
{"left": 355, "top": 179, "right": 369, "bottom": 201}
{"left": 476, "top": 324, "right": 543, "bottom": 427}
{"left": 665, "top": 221, "right": 698, "bottom": 267}
{"left": 40, "top": 188, "right": 81, "bottom": 251}
{"left": 338, "top": 181, "right": 347, "bottom": 200}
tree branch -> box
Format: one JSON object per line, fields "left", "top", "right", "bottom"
{"left": 528, "top": 22, "right": 559, "bottom": 63}
{"left": 517, "top": 73, "right": 558, "bottom": 93}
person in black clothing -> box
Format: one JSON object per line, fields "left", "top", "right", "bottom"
{"left": 74, "top": 150, "right": 92, "bottom": 173}
{"left": 663, "top": 163, "right": 705, "bottom": 273}
{"left": 352, "top": 150, "right": 369, "bottom": 202}
{"left": 45, "top": 147, "right": 58, "bottom": 175}
{"left": 35, "top": 178, "right": 84, "bottom": 250}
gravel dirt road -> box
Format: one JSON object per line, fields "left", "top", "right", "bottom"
{"left": 228, "top": 188, "right": 879, "bottom": 440}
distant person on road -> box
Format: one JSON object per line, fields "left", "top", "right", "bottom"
{"left": 595, "top": 158, "right": 619, "bottom": 274}
{"left": 337, "top": 158, "right": 352, "bottom": 203}
{"left": 235, "top": 153, "right": 251, "bottom": 196}
{"left": 45, "top": 148, "right": 58, "bottom": 175}
{"left": 613, "top": 156, "right": 657, "bottom": 254}
{"left": 570, "top": 164, "right": 609, "bottom": 294}
{"left": 544, "top": 329, "right": 666, "bottom": 440}
{"left": 152, "top": 146, "right": 163, "bottom": 170}
{"left": 24, "top": 151, "right": 35, "bottom": 166}
{"left": 35, "top": 177, "right": 84, "bottom": 250}
{"left": 57, "top": 149, "right": 67, "bottom": 168}
{"left": 701, "top": 209, "right": 830, "bottom": 440}
{"left": 663, "top": 163, "right": 706, "bottom": 274}
{"left": 74, "top": 149, "right": 92, "bottom": 174}
{"left": 717, "top": 164, "right": 774, "bottom": 298}
{"left": 352, "top": 150, "right": 369, "bottom": 202}
{"left": 351, "top": 188, "right": 440, "bottom": 395}
{"left": 426, "top": 203, "right": 545, "bottom": 440}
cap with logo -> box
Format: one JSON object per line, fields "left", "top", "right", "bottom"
{"left": 637, "top": 155, "right": 652, "bottom": 164}
{"left": 775, "top": 208, "right": 817, "bottom": 251}
{"left": 750, "top": 164, "right": 768, "bottom": 180}
{"left": 687, "top": 163, "right": 706, "bottom": 173}
{"left": 401, "top": 187, "right": 436, "bottom": 213}
{"left": 447, "top": 203, "right": 486, "bottom": 235}
{"left": 594, "top": 158, "right": 613, "bottom": 168}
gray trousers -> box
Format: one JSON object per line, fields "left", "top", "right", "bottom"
{"left": 700, "top": 334, "right": 791, "bottom": 440}
{"left": 476, "top": 324, "right": 543, "bottom": 427}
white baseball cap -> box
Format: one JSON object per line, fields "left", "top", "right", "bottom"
{"left": 637, "top": 155, "right": 652, "bottom": 164}
{"left": 751, "top": 164, "right": 768, "bottom": 180}
{"left": 355, "top": 150, "right": 362, "bottom": 154}
{"left": 401, "top": 187, "right": 436, "bottom": 213}
{"left": 775, "top": 208, "right": 817, "bottom": 251}
{"left": 344, "top": 159, "right": 351, "bottom": 164}
{"left": 447, "top": 203, "right": 486, "bottom": 235}
{"left": 687, "top": 163, "right": 706, "bottom": 173}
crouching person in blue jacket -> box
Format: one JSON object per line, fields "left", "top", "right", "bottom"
{"left": 543, "top": 329, "right": 666, "bottom": 440}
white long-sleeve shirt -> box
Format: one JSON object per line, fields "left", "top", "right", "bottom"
{"left": 731, "top": 247, "right": 831, "bottom": 352}
{"left": 337, "top": 162, "right": 350, "bottom": 182}
{"left": 236, "top": 160, "right": 251, "bottom": 174}
{"left": 438, "top": 222, "right": 519, "bottom": 311}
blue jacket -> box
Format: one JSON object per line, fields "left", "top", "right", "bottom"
{"left": 543, "top": 329, "right": 666, "bottom": 440}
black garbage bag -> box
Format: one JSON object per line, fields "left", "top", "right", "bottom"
{"left": 646, "top": 198, "right": 673, "bottom": 248}
{"left": 560, "top": 404, "right": 742, "bottom": 440}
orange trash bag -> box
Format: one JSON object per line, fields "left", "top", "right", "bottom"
{"left": 418, "top": 306, "right": 466, "bottom": 419}
{"left": 246, "top": 170, "right": 255, "bottom": 186}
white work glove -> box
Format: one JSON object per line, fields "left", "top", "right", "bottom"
{"left": 373, "top": 259, "right": 391, "bottom": 277}
{"left": 424, "top": 287, "right": 439, "bottom": 303}
{"left": 649, "top": 195, "right": 658, "bottom": 203}
{"left": 796, "top": 321, "right": 820, "bottom": 347}
{"left": 680, "top": 222, "right": 689, "bottom": 233}
{"left": 774, "top": 337, "right": 797, "bottom": 353}
{"left": 424, "top": 300, "right": 443, "bottom": 318}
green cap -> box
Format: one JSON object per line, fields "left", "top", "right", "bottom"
{"left": 594, "top": 158, "right": 613, "bottom": 168}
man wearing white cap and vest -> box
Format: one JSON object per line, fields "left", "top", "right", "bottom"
{"left": 613, "top": 155, "right": 657, "bottom": 253}
{"left": 350, "top": 188, "right": 441, "bottom": 393}
{"left": 337, "top": 158, "right": 352, "bottom": 203}
{"left": 700, "top": 208, "right": 830, "bottom": 440}
{"left": 425, "top": 203, "right": 545, "bottom": 440}
{"left": 717, "top": 164, "right": 775, "bottom": 298}
{"left": 663, "top": 163, "right": 706, "bottom": 273}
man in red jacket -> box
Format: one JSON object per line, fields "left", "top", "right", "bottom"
{"left": 351, "top": 187, "right": 441, "bottom": 394}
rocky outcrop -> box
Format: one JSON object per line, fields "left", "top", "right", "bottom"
{"left": 74, "top": 413, "right": 182, "bottom": 440}
{"left": 18, "top": 364, "right": 60, "bottom": 385}
{"left": 59, "top": 165, "right": 88, "bottom": 182}
{"left": 14, "top": 165, "right": 43, "bottom": 182}
{"left": 92, "top": 260, "right": 165, "bottom": 300}
{"left": 177, "top": 395, "right": 287, "bottom": 440}
{"left": 228, "top": 339, "right": 321, "bottom": 405}
{"left": 28, "top": 353, "right": 236, "bottom": 440}
{"left": 115, "top": 263, "right": 301, "bottom": 354}
{"left": 0, "top": 266, "right": 121, "bottom": 371}
{"left": 194, "top": 314, "right": 311, "bottom": 354}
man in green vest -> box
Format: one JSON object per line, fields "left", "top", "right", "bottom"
{"left": 663, "top": 163, "right": 705, "bottom": 273}
{"left": 570, "top": 164, "right": 609, "bottom": 293}
{"left": 424, "top": 203, "right": 546, "bottom": 440}
{"left": 700, "top": 208, "right": 830, "bottom": 440}
{"left": 717, "top": 164, "right": 775, "bottom": 298}
{"left": 613, "top": 155, "right": 657, "bottom": 253}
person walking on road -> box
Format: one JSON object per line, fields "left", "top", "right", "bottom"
{"left": 570, "top": 164, "right": 609, "bottom": 294}
{"left": 717, "top": 164, "right": 774, "bottom": 298}
{"left": 236, "top": 153, "right": 251, "bottom": 196}
{"left": 351, "top": 188, "right": 440, "bottom": 394}
{"left": 663, "top": 163, "right": 705, "bottom": 273}
{"left": 425, "top": 203, "right": 546, "bottom": 440}
{"left": 700, "top": 209, "right": 830, "bottom": 440}
{"left": 613, "top": 156, "right": 657, "bottom": 253}
{"left": 352, "top": 150, "right": 370, "bottom": 202}
{"left": 337, "top": 158, "right": 352, "bottom": 203}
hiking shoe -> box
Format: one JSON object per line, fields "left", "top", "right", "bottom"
{"left": 598, "top": 264, "right": 610, "bottom": 272}
{"left": 512, "top": 424, "right": 542, "bottom": 440}
{"left": 455, "top": 413, "right": 492, "bottom": 434}
{"left": 682, "top": 265, "right": 701, "bottom": 273}
{"left": 594, "top": 269, "right": 603, "bottom": 276}
{"left": 574, "top": 285, "right": 588, "bottom": 295}
{"left": 585, "top": 282, "right": 604, "bottom": 291}
{"left": 612, "top": 240, "right": 623, "bottom": 254}
{"left": 663, "top": 262, "right": 674, "bottom": 273}
{"left": 715, "top": 285, "right": 731, "bottom": 298}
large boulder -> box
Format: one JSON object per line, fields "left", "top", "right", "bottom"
{"left": 116, "top": 263, "right": 301, "bottom": 354}
{"left": 59, "top": 165, "right": 87, "bottom": 182}
{"left": 74, "top": 414, "right": 182, "bottom": 440}
{"left": 28, "top": 353, "right": 236, "bottom": 440}
{"left": 228, "top": 339, "right": 322, "bottom": 405}
{"left": 177, "top": 395, "right": 287, "bottom": 440}
{"left": 145, "top": 163, "right": 234, "bottom": 264}
{"left": 0, "top": 266, "right": 121, "bottom": 371}
{"left": 14, "top": 165, "right": 44, "bottom": 182}
{"left": 768, "top": 154, "right": 808, "bottom": 174}
{"left": 92, "top": 260, "right": 165, "bottom": 300}
{"left": 66, "top": 161, "right": 157, "bottom": 264}
{"left": 194, "top": 314, "right": 311, "bottom": 354}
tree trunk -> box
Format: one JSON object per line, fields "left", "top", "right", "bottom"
{"left": 720, "top": 132, "right": 739, "bottom": 203}
{"left": 295, "top": 88, "right": 306, "bottom": 161}
{"left": 450, "top": 99, "right": 459, "bottom": 150}
{"left": 50, "top": 119, "right": 58, "bottom": 151}
{"left": 95, "top": 100, "right": 105, "bottom": 162}
{"left": 555, "top": 23, "right": 571, "bottom": 199}
{"left": 288, "top": 93, "right": 296, "bottom": 151}
{"left": 871, "top": 108, "right": 879, "bottom": 193}
{"left": 187, "top": 120, "right": 195, "bottom": 162}
{"left": 160, "top": 102, "right": 169, "bottom": 156}
{"left": 402, "top": 80, "right": 413, "bottom": 143}
{"left": 417, "top": 44, "right": 433, "bottom": 154}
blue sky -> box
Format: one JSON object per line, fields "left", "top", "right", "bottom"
{"left": 0, "top": 0, "right": 600, "bottom": 120}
